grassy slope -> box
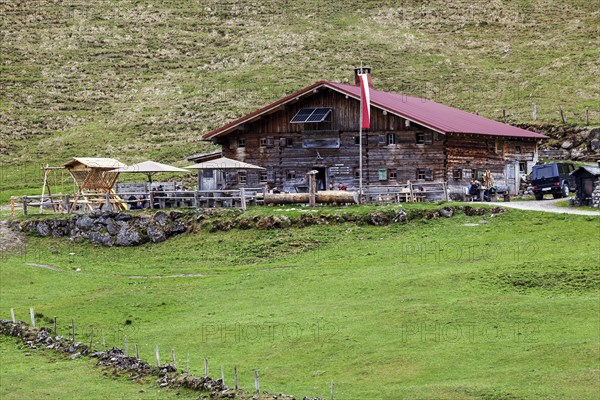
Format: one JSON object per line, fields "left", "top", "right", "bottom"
{"left": 1, "top": 0, "right": 599, "bottom": 199}
{"left": 1, "top": 208, "right": 599, "bottom": 399}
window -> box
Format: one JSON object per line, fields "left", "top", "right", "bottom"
{"left": 388, "top": 169, "right": 397, "bottom": 180}
{"left": 487, "top": 140, "right": 496, "bottom": 153}
{"left": 416, "top": 132, "right": 425, "bottom": 144}
{"left": 286, "top": 170, "right": 296, "bottom": 180}
{"left": 354, "top": 168, "right": 360, "bottom": 178}
{"left": 238, "top": 171, "right": 247, "bottom": 184}
{"left": 238, "top": 138, "right": 246, "bottom": 148}
{"left": 378, "top": 169, "right": 388, "bottom": 181}
{"left": 405, "top": 120, "right": 411, "bottom": 128}
{"left": 354, "top": 136, "right": 360, "bottom": 145}
{"left": 259, "top": 137, "right": 267, "bottom": 147}
{"left": 286, "top": 137, "right": 293, "bottom": 147}
{"left": 387, "top": 133, "right": 396, "bottom": 145}
{"left": 452, "top": 168, "right": 462, "bottom": 180}
{"left": 519, "top": 161, "right": 527, "bottom": 174}
{"left": 515, "top": 145, "right": 521, "bottom": 154}
{"left": 260, "top": 171, "right": 268, "bottom": 182}
{"left": 417, "top": 168, "right": 433, "bottom": 181}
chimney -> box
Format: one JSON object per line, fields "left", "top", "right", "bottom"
{"left": 354, "top": 66, "right": 373, "bottom": 88}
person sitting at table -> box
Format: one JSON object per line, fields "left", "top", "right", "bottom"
{"left": 138, "top": 194, "right": 147, "bottom": 209}
{"left": 128, "top": 194, "right": 138, "bottom": 210}
{"left": 338, "top": 183, "right": 347, "bottom": 191}
{"left": 468, "top": 179, "right": 481, "bottom": 196}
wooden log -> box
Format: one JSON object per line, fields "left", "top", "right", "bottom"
{"left": 264, "top": 191, "right": 358, "bottom": 205}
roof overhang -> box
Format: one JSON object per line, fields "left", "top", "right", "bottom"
{"left": 201, "top": 81, "right": 548, "bottom": 141}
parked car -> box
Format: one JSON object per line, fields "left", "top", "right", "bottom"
{"left": 531, "top": 162, "right": 575, "bottom": 200}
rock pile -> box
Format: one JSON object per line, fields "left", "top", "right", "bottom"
{"left": 12, "top": 210, "right": 188, "bottom": 247}
{"left": 12, "top": 206, "right": 505, "bottom": 247}
{"left": 516, "top": 123, "right": 600, "bottom": 161}
{"left": 0, "top": 320, "right": 302, "bottom": 399}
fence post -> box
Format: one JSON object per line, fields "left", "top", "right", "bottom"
{"left": 10, "top": 308, "right": 15, "bottom": 323}
{"left": 29, "top": 307, "right": 35, "bottom": 327}
{"left": 194, "top": 191, "right": 200, "bottom": 208}
{"left": 221, "top": 365, "right": 225, "bottom": 384}
{"left": 204, "top": 357, "right": 209, "bottom": 377}
{"left": 150, "top": 192, "right": 154, "bottom": 210}
{"left": 559, "top": 106, "right": 566, "bottom": 123}
{"left": 135, "top": 344, "right": 139, "bottom": 359}
{"left": 532, "top": 103, "right": 537, "bottom": 121}
{"left": 155, "top": 345, "right": 161, "bottom": 367}
{"left": 71, "top": 319, "right": 75, "bottom": 342}
{"left": 585, "top": 107, "right": 590, "bottom": 126}
{"left": 171, "top": 349, "right": 177, "bottom": 368}
{"left": 102, "top": 329, "right": 106, "bottom": 351}
{"left": 23, "top": 196, "right": 28, "bottom": 216}
{"left": 124, "top": 336, "right": 129, "bottom": 356}
{"left": 234, "top": 366, "right": 238, "bottom": 391}
{"left": 240, "top": 187, "right": 246, "bottom": 211}
{"left": 89, "top": 325, "right": 94, "bottom": 349}
{"left": 10, "top": 197, "right": 15, "bottom": 218}
{"left": 331, "top": 381, "right": 335, "bottom": 400}
{"left": 105, "top": 192, "right": 111, "bottom": 210}
{"left": 254, "top": 369, "right": 260, "bottom": 393}
{"left": 53, "top": 317, "right": 57, "bottom": 335}
{"left": 65, "top": 194, "right": 71, "bottom": 214}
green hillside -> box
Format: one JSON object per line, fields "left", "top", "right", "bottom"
{"left": 1, "top": 0, "right": 599, "bottom": 195}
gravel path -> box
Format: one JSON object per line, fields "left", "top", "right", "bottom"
{"left": 0, "top": 220, "right": 24, "bottom": 253}
{"left": 486, "top": 198, "right": 600, "bottom": 216}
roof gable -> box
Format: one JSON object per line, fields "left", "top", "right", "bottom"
{"left": 202, "top": 81, "right": 547, "bottom": 140}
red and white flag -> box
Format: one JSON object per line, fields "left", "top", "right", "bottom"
{"left": 358, "top": 73, "right": 371, "bottom": 129}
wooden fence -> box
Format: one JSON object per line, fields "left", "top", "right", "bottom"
{"left": 10, "top": 188, "right": 264, "bottom": 217}
{"left": 7, "top": 307, "right": 337, "bottom": 399}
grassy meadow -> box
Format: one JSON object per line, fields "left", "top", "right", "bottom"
{"left": 1, "top": 0, "right": 599, "bottom": 199}
{"left": 1, "top": 206, "right": 599, "bottom": 399}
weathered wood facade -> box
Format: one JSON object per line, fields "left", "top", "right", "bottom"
{"left": 202, "top": 72, "right": 545, "bottom": 197}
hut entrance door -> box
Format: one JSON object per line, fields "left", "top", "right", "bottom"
{"left": 314, "top": 167, "right": 327, "bottom": 191}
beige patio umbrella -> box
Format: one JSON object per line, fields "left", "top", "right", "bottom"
{"left": 184, "top": 157, "right": 265, "bottom": 170}
{"left": 185, "top": 157, "right": 265, "bottom": 190}
{"left": 110, "top": 160, "right": 189, "bottom": 186}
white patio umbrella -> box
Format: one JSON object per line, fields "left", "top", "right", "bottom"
{"left": 110, "top": 160, "right": 189, "bottom": 185}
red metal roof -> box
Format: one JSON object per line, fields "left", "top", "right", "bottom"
{"left": 202, "top": 81, "right": 548, "bottom": 140}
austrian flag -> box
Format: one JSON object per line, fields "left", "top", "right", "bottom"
{"left": 358, "top": 73, "right": 371, "bottom": 129}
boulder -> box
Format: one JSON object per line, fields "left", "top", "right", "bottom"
{"left": 105, "top": 220, "right": 119, "bottom": 235}
{"left": 36, "top": 222, "right": 50, "bottom": 236}
{"left": 116, "top": 227, "right": 144, "bottom": 246}
{"left": 146, "top": 223, "right": 166, "bottom": 243}
{"left": 75, "top": 215, "right": 94, "bottom": 230}
{"left": 591, "top": 138, "right": 600, "bottom": 152}
{"left": 439, "top": 207, "right": 454, "bottom": 218}
{"left": 89, "top": 232, "right": 114, "bottom": 247}
{"left": 154, "top": 211, "right": 168, "bottom": 226}
{"left": 561, "top": 140, "right": 573, "bottom": 149}
{"left": 570, "top": 144, "right": 587, "bottom": 160}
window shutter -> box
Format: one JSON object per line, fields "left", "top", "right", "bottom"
{"left": 266, "top": 136, "right": 274, "bottom": 148}
{"left": 378, "top": 135, "right": 386, "bottom": 146}
{"left": 424, "top": 132, "right": 433, "bottom": 145}
{"left": 279, "top": 137, "right": 286, "bottom": 147}
{"left": 378, "top": 169, "right": 388, "bottom": 180}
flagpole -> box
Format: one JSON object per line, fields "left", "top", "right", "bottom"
{"left": 359, "top": 76, "right": 363, "bottom": 204}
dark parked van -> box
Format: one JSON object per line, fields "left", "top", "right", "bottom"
{"left": 531, "top": 162, "right": 575, "bottom": 200}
